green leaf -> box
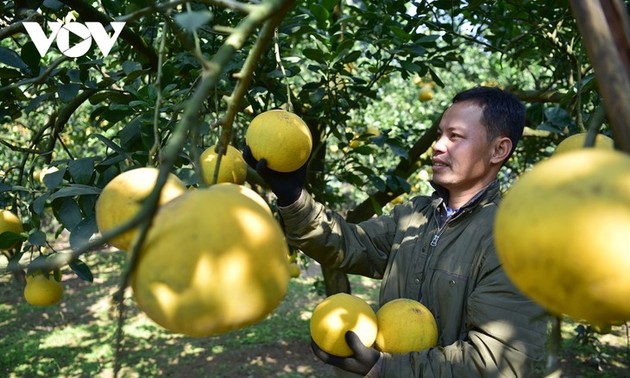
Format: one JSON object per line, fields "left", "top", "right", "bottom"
{"left": 33, "top": 194, "right": 49, "bottom": 216}
{"left": 58, "top": 83, "right": 81, "bottom": 102}
{"left": 373, "top": 177, "right": 387, "bottom": 192}
{"left": 49, "top": 184, "right": 102, "bottom": 201}
{"left": 303, "top": 48, "right": 326, "bottom": 63}
{"left": 92, "top": 134, "right": 131, "bottom": 159}
{"left": 56, "top": 198, "right": 83, "bottom": 230}
{"left": 350, "top": 145, "right": 374, "bottom": 155}
{"left": 52, "top": 268, "right": 62, "bottom": 282}
{"left": 122, "top": 60, "right": 142, "bottom": 75}
{"left": 26, "top": 92, "right": 55, "bottom": 113}
{"left": 0, "top": 231, "right": 25, "bottom": 249}
{"left": 7, "top": 250, "right": 24, "bottom": 272}
{"left": 370, "top": 196, "right": 383, "bottom": 216}
{"left": 428, "top": 67, "right": 444, "bottom": 87}
{"left": 386, "top": 176, "right": 403, "bottom": 191}
{"left": 0, "top": 67, "right": 22, "bottom": 78}
{"left": 21, "top": 42, "right": 41, "bottom": 73}
{"left": 89, "top": 90, "right": 132, "bottom": 105}
{"left": 42, "top": 167, "right": 66, "bottom": 190}
{"left": 66, "top": 69, "right": 81, "bottom": 83}
{"left": 6, "top": 185, "right": 29, "bottom": 192}
{"left": 68, "top": 157, "right": 95, "bottom": 185}
{"left": 415, "top": 35, "right": 440, "bottom": 44}
{"left": 343, "top": 172, "right": 365, "bottom": 187}
{"left": 537, "top": 122, "right": 563, "bottom": 134}
{"left": 28, "top": 230, "right": 47, "bottom": 247}
{"left": 321, "top": 0, "right": 337, "bottom": 11}
{"left": 309, "top": 4, "right": 330, "bottom": 26}
{"left": 399, "top": 60, "right": 423, "bottom": 73}
{"left": 118, "top": 116, "right": 143, "bottom": 146}
{"left": 26, "top": 254, "right": 48, "bottom": 276}
{"left": 405, "top": 44, "right": 426, "bottom": 57}
{"left": 341, "top": 50, "right": 361, "bottom": 64}
{"left": 129, "top": 100, "right": 149, "bottom": 108}
{"left": 335, "top": 38, "right": 355, "bottom": 55}
{"left": 69, "top": 258, "right": 94, "bottom": 282}
{"left": 386, "top": 139, "right": 409, "bottom": 159}
{"left": 96, "top": 108, "right": 133, "bottom": 126}
{"left": 43, "top": 0, "right": 64, "bottom": 10}
{"left": 544, "top": 106, "right": 572, "bottom": 126}
{"left": 309, "top": 87, "right": 326, "bottom": 103}
{"left": 390, "top": 26, "right": 410, "bottom": 40}
{"left": 174, "top": 10, "right": 213, "bottom": 31}
{"left": 69, "top": 216, "right": 98, "bottom": 252}
{"left": 0, "top": 46, "right": 29, "bottom": 70}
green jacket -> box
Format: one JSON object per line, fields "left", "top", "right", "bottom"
{"left": 279, "top": 181, "right": 548, "bottom": 377}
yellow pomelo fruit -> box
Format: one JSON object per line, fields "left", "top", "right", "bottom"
{"left": 390, "top": 195, "right": 404, "bottom": 205}
{"left": 310, "top": 293, "right": 378, "bottom": 357}
{"left": 24, "top": 274, "right": 64, "bottom": 306}
{"left": 418, "top": 85, "right": 434, "bottom": 102}
{"left": 375, "top": 298, "right": 438, "bottom": 353}
{"left": 131, "top": 183, "right": 290, "bottom": 337}
{"left": 0, "top": 209, "right": 23, "bottom": 250}
{"left": 200, "top": 144, "right": 247, "bottom": 185}
{"left": 553, "top": 132, "right": 614, "bottom": 155}
{"left": 349, "top": 139, "right": 361, "bottom": 149}
{"left": 245, "top": 110, "right": 312, "bottom": 172}
{"left": 366, "top": 127, "right": 381, "bottom": 137}
{"left": 288, "top": 262, "right": 300, "bottom": 278}
{"left": 495, "top": 149, "right": 630, "bottom": 324}
{"left": 95, "top": 167, "right": 186, "bottom": 251}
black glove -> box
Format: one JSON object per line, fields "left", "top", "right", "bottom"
{"left": 311, "top": 331, "right": 381, "bottom": 376}
{"left": 243, "top": 145, "right": 307, "bottom": 206}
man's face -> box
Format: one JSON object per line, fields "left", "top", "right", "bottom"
{"left": 431, "top": 101, "right": 498, "bottom": 195}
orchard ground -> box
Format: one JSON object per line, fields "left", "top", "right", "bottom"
{"left": 1, "top": 248, "right": 628, "bottom": 377}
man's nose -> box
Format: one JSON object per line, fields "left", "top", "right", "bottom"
{"left": 432, "top": 136, "right": 447, "bottom": 153}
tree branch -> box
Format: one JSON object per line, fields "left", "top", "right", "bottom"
{"left": 347, "top": 122, "right": 438, "bottom": 223}
{"left": 569, "top": 0, "right": 630, "bottom": 151}
{"left": 213, "top": 9, "right": 287, "bottom": 184}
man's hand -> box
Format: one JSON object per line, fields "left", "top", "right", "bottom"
{"left": 243, "top": 145, "right": 307, "bottom": 206}
{"left": 311, "top": 331, "right": 381, "bottom": 376}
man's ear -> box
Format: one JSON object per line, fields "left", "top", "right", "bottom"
{"left": 491, "top": 137, "right": 512, "bottom": 164}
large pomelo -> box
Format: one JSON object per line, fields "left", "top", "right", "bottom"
{"left": 495, "top": 149, "right": 630, "bottom": 324}
{"left": 95, "top": 167, "right": 186, "bottom": 251}
{"left": 310, "top": 293, "right": 378, "bottom": 357}
{"left": 245, "top": 110, "right": 312, "bottom": 172}
{"left": 132, "top": 183, "right": 290, "bottom": 337}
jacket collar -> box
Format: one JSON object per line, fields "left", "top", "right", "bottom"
{"left": 430, "top": 180, "right": 500, "bottom": 213}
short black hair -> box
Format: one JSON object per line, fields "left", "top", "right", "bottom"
{"left": 452, "top": 86, "right": 525, "bottom": 160}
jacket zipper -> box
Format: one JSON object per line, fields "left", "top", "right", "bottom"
{"left": 430, "top": 226, "right": 447, "bottom": 246}
{"left": 423, "top": 209, "right": 486, "bottom": 306}
{"left": 419, "top": 214, "right": 451, "bottom": 300}
{"left": 420, "top": 210, "right": 467, "bottom": 297}
{"left": 418, "top": 219, "right": 449, "bottom": 301}
{"left": 431, "top": 208, "right": 468, "bottom": 247}
{"left": 430, "top": 211, "right": 452, "bottom": 247}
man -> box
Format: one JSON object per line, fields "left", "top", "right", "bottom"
{"left": 246, "top": 86, "right": 548, "bottom": 377}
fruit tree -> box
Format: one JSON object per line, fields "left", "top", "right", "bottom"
{"left": 1, "top": 0, "right": 629, "bottom": 375}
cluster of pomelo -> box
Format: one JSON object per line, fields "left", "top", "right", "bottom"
{"left": 94, "top": 109, "right": 312, "bottom": 337}
{"left": 495, "top": 132, "right": 630, "bottom": 328}
{"left": 310, "top": 293, "right": 438, "bottom": 356}
{"left": 1, "top": 209, "right": 65, "bottom": 306}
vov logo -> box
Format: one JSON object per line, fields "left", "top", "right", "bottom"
{"left": 23, "top": 20, "right": 126, "bottom": 58}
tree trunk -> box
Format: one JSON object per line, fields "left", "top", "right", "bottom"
{"left": 569, "top": 0, "right": 630, "bottom": 151}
